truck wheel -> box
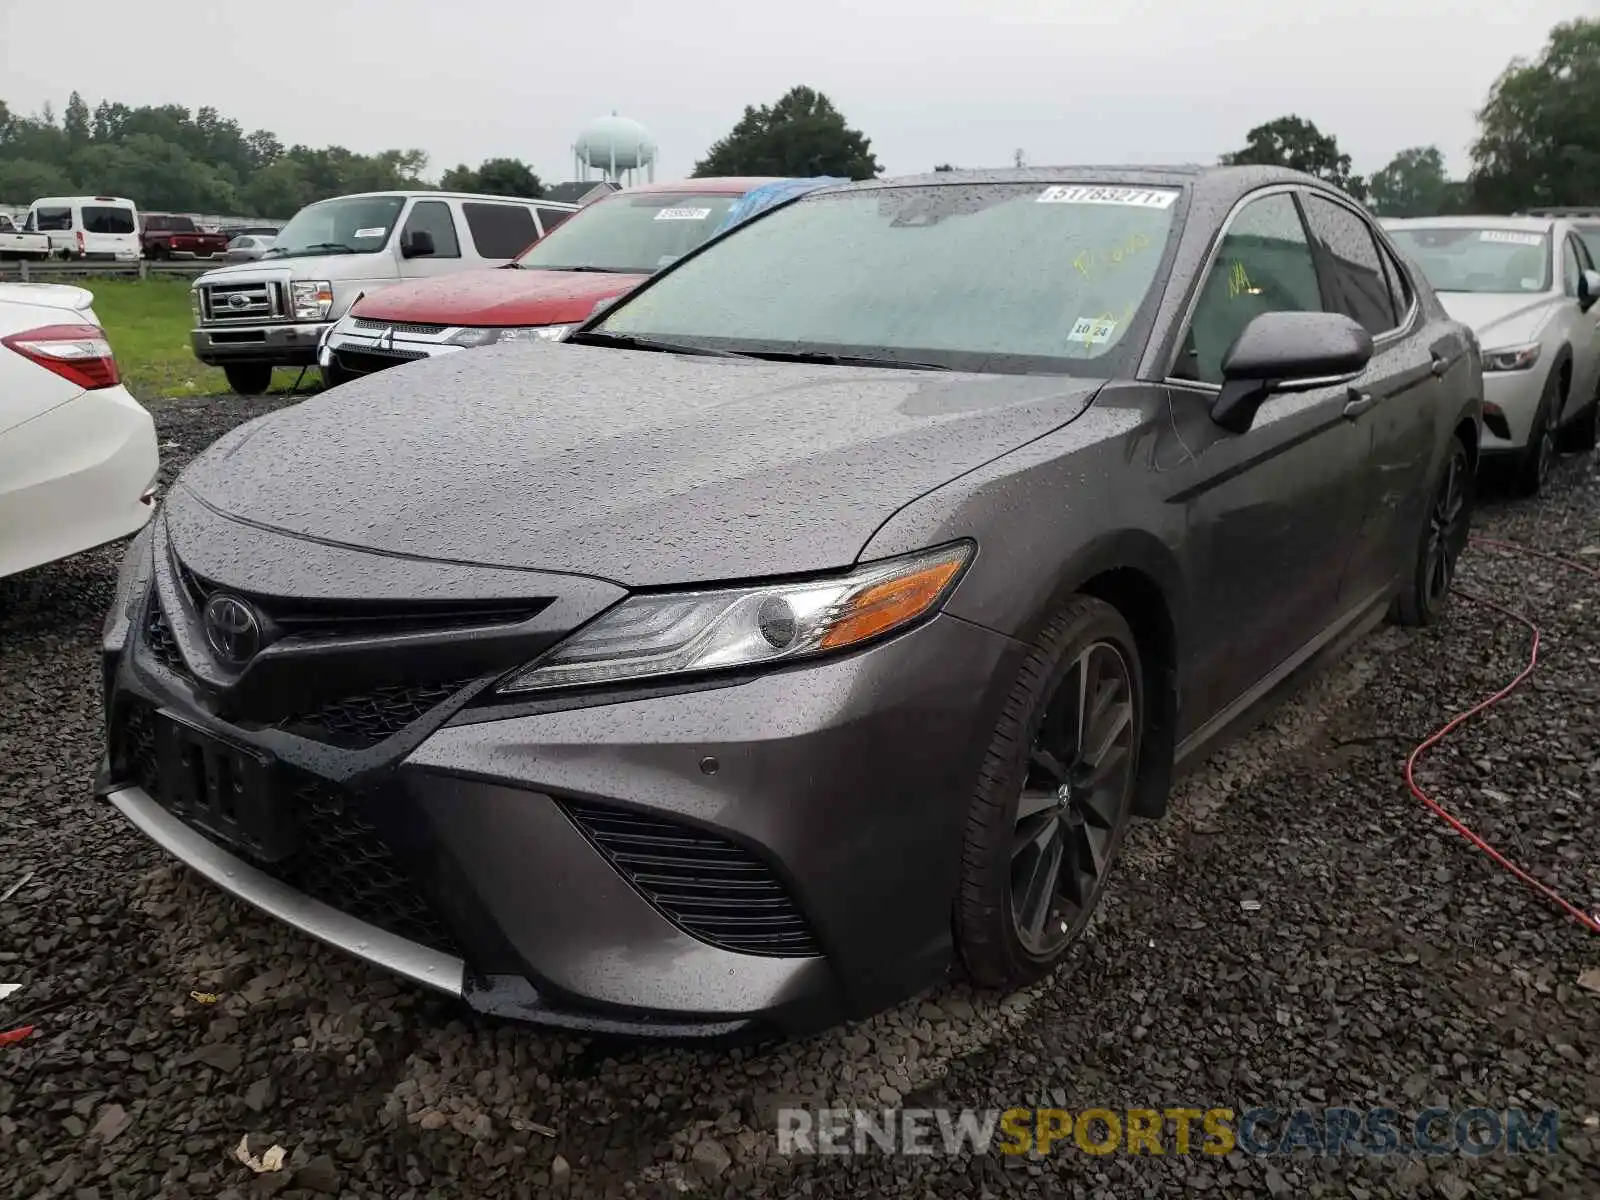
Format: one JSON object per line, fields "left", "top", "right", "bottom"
{"left": 223, "top": 364, "right": 273, "bottom": 396}
{"left": 320, "top": 361, "right": 355, "bottom": 390}
{"left": 148, "top": 244, "right": 169, "bottom": 261}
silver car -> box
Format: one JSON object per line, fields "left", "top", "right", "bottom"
{"left": 223, "top": 234, "right": 276, "bottom": 262}
{"left": 1386, "top": 216, "right": 1600, "bottom": 494}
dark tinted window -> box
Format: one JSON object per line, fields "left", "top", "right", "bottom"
{"left": 1377, "top": 240, "right": 1413, "bottom": 321}
{"left": 461, "top": 203, "right": 537, "bottom": 258}
{"left": 144, "top": 214, "right": 195, "bottom": 232}
{"left": 535, "top": 205, "right": 574, "bottom": 236}
{"left": 1301, "top": 195, "right": 1394, "bottom": 335}
{"left": 401, "top": 200, "right": 460, "bottom": 258}
{"left": 83, "top": 206, "right": 136, "bottom": 234}
{"left": 34, "top": 206, "right": 72, "bottom": 231}
{"left": 1175, "top": 192, "right": 1323, "bottom": 384}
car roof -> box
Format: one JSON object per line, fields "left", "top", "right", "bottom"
{"left": 617, "top": 177, "right": 790, "bottom": 196}
{"left": 318, "top": 190, "right": 579, "bottom": 208}
{"left": 1385, "top": 214, "right": 1556, "bottom": 232}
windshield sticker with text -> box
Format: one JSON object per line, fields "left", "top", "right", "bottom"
{"left": 1038, "top": 186, "right": 1178, "bottom": 209}
{"left": 353, "top": 227, "right": 387, "bottom": 238}
{"left": 1478, "top": 230, "right": 1544, "bottom": 246}
{"left": 1067, "top": 316, "right": 1118, "bottom": 345}
{"left": 655, "top": 207, "right": 713, "bottom": 221}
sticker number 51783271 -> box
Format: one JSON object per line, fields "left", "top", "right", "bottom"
{"left": 1037, "top": 186, "right": 1179, "bottom": 209}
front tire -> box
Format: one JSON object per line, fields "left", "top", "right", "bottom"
{"left": 1559, "top": 380, "right": 1599, "bottom": 453}
{"left": 1514, "top": 370, "right": 1563, "bottom": 496}
{"left": 956, "top": 596, "right": 1145, "bottom": 988}
{"left": 1394, "top": 433, "right": 1473, "bottom": 627}
{"left": 223, "top": 363, "right": 273, "bottom": 396}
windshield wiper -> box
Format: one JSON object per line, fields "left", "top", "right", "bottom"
{"left": 564, "top": 330, "right": 746, "bottom": 358}
{"left": 539, "top": 265, "right": 626, "bottom": 274}
{"left": 739, "top": 349, "right": 950, "bottom": 371}
{"left": 267, "top": 242, "right": 355, "bottom": 258}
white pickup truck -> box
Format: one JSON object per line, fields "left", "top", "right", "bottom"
{"left": 0, "top": 215, "right": 52, "bottom": 260}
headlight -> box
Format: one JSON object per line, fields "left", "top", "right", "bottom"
{"left": 291, "top": 280, "right": 335, "bottom": 321}
{"left": 1482, "top": 342, "right": 1541, "bottom": 372}
{"left": 446, "top": 324, "right": 573, "bottom": 348}
{"left": 497, "top": 542, "right": 973, "bottom": 695}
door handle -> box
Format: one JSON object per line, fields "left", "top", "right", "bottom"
{"left": 1343, "top": 391, "right": 1375, "bottom": 419}
{"left": 1430, "top": 351, "right": 1455, "bottom": 377}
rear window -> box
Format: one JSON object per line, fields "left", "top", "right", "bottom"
{"left": 34, "top": 206, "right": 72, "bottom": 231}
{"left": 146, "top": 215, "right": 195, "bottom": 232}
{"left": 83, "top": 206, "right": 136, "bottom": 235}
{"left": 460, "top": 203, "right": 538, "bottom": 259}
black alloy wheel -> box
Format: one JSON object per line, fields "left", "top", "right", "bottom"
{"left": 1010, "top": 640, "right": 1139, "bottom": 957}
{"left": 957, "top": 595, "right": 1145, "bottom": 987}
{"left": 1395, "top": 433, "right": 1473, "bottom": 627}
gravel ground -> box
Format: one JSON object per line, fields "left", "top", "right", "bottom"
{"left": 2, "top": 394, "right": 1598, "bottom": 1199}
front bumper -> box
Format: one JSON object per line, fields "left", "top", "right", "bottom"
{"left": 191, "top": 322, "right": 325, "bottom": 367}
{"left": 99, "top": 520, "right": 1020, "bottom": 1035}
{"left": 320, "top": 323, "right": 466, "bottom": 380}
{"left": 1480, "top": 366, "right": 1549, "bottom": 452}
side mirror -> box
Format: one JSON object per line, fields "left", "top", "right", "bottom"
{"left": 1212, "top": 311, "right": 1374, "bottom": 434}
{"left": 1579, "top": 269, "right": 1600, "bottom": 312}
{"left": 400, "top": 230, "right": 435, "bottom": 259}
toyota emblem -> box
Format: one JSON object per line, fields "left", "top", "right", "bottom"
{"left": 227, "top": 293, "right": 250, "bottom": 309}
{"left": 203, "top": 594, "right": 261, "bottom": 665}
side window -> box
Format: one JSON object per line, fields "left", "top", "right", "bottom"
{"left": 34, "top": 206, "right": 72, "bottom": 232}
{"left": 1574, "top": 234, "right": 1596, "bottom": 272}
{"left": 1377, "top": 241, "right": 1414, "bottom": 322}
{"left": 1300, "top": 194, "right": 1396, "bottom": 335}
{"left": 1174, "top": 193, "right": 1322, "bottom": 385}
{"left": 535, "top": 205, "right": 574, "bottom": 236}
{"left": 401, "top": 200, "right": 461, "bottom": 258}
{"left": 461, "top": 203, "right": 538, "bottom": 259}
{"left": 1562, "top": 236, "right": 1582, "bottom": 298}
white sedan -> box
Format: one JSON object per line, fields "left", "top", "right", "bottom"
{"left": 0, "top": 284, "right": 159, "bottom": 579}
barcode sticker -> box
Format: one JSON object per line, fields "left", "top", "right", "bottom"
{"left": 1478, "top": 230, "right": 1544, "bottom": 246}
{"left": 655, "top": 207, "right": 712, "bottom": 221}
{"left": 1038, "top": 186, "right": 1178, "bottom": 209}
{"left": 354, "top": 227, "right": 387, "bottom": 238}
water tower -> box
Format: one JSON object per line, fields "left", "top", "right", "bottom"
{"left": 573, "top": 114, "right": 657, "bottom": 186}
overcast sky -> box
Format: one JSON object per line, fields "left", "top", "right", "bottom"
{"left": 2, "top": 0, "right": 1591, "bottom": 183}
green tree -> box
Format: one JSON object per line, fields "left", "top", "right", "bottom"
{"left": 933, "top": 163, "right": 955, "bottom": 172}
{"left": 1470, "top": 17, "right": 1600, "bottom": 212}
{"left": 1368, "top": 146, "right": 1468, "bottom": 218}
{"left": 0, "top": 158, "right": 75, "bottom": 203}
{"left": 1221, "top": 115, "right": 1366, "bottom": 199}
{"left": 694, "top": 86, "right": 879, "bottom": 180}
{"left": 63, "top": 91, "right": 90, "bottom": 148}
{"left": 440, "top": 157, "right": 541, "bottom": 196}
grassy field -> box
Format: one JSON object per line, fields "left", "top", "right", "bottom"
{"left": 86, "top": 277, "right": 311, "bottom": 400}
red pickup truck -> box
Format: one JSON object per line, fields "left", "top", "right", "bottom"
{"left": 140, "top": 214, "right": 229, "bottom": 260}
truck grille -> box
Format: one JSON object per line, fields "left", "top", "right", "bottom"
{"left": 561, "top": 802, "right": 822, "bottom": 958}
{"left": 202, "top": 280, "right": 282, "bottom": 324}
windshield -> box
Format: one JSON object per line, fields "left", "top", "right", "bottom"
{"left": 516, "top": 192, "right": 742, "bottom": 274}
{"left": 264, "top": 195, "right": 405, "bottom": 258}
{"left": 595, "top": 183, "right": 1182, "bottom": 374}
{"left": 1388, "top": 226, "right": 1552, "bottom": 293}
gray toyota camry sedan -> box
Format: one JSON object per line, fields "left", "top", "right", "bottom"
{"left": 98, "top": 166, "right": 1482, "bottom": 1037}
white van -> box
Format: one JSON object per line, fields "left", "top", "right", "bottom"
{"left": 190, "top": 189, "right": 579, "bottom": 394}
{"left": 23, "top": 196, "right": 142, "bottom": 261}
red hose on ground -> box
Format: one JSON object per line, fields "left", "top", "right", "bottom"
{"left": 1403, "top": 537, "right": 1600, "bottom": 935}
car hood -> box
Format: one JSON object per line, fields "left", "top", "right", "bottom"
{"left": 175, "top": 344, "right": 1102, "bottom": 586}
{"left": 351, "top": 267, "right": 645, "bottom": 327}
{"left": 1436, "top": 292, "right": 1556, "bottom": 347}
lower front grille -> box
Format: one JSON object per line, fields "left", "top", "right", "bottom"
{"left": 562, "top": 802, "right": 821, "bottom": 958}
{"left": 279, "top": 678, "right": 476, "bottom": 749}
{"left": 335, "top": 348, "right": 428, "bottom": 375}
{"left": 115, "top": 700, "right": 461, "bottom": 957}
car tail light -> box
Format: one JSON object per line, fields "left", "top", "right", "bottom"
{"left": 76, "top": 229, "right": 86, "bottom": 256}
{"left": 2, "top": 323, "right": 121, "bottom": 390}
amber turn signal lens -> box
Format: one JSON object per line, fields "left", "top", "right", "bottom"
{"left": 820, "top": 557, "right": 967, "bottom": 649}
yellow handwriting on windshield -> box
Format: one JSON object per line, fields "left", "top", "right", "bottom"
{"left": 1228, "top": 260, "right": 1253, "bottom": 298}
{"left": 1072, "top": 231, "right": 1153, "bottom": 282}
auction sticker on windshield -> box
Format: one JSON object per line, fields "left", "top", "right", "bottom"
{"left": 1478, "top": 230, "right": 1544, "bottom": 246}
{"left": 1037, "top": 186, "right": 1178, "bottom": 209}
{"left": 1067, "top": 316, "right": 1118, "bottom": 345}
{"left": 354, "top": 227, "right": 387, "bottom": 238}
{"left": 655, "top": 208, "right": 713, "bottom": 221}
